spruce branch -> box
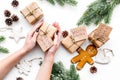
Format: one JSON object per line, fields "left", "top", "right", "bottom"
{"left": 77, "top": 0, "right": 120, "bottom": 26}
{"left": 47, "top": 0, "right": 78, "bottom": 6}
{"left": 0, "top": 36, "right": 9, "bottom": 53}
{"left": 51, "top": 61, "right": 80, "bottom": 80}
{"left": 0, "top": 36, "right": 5, "bottom": 42}
{"left": 0, "top": 46, "right": 9, "bottom": 53}
{"left": 47, "top": 0, "right": 55, "bottom": 5}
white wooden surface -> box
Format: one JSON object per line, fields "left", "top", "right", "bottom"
{"left": 0, "top": 0, "right": 120, "bottom": 80}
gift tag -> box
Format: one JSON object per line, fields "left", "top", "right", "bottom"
{"left": 70, "top": 27, "right": 88, "bottom": 42}
{"left": 94, "top": 23, "right": 112, "bottom": 42}
{"left": 37, "top": 35, "right": 53, "bottom": 52}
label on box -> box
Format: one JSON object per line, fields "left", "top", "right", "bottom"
{"left": 70, "top": 27, "right": 88, "bottom": 42}
{"left": 37, "top": 35, "right": 53, "bottom": 52}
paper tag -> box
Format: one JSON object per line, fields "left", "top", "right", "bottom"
{"left": 37, "top": 35, "right": 53, "bottom": 52}
{"left": 94, "top": 23, "right": 112, "bottom": 41}
{"left": 70, "top": 27, "right": 88, "bottom": 42}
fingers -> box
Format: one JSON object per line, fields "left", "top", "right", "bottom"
{"left": 52, "top": 22, "right": 62, "bottom": 46}
{"left": 53, "top": 33, "right": 58, "bottom": 45}
{"left": 28, "top": 21, "right": 43, "bottom": 37}
{"left": 52, "top": 22, "right": 61, "bottom": 32}
{"left": 32, "top": 32, "right": 39, "bottom": 43}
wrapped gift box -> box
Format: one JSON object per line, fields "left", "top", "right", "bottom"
{"left": 62, "top": 27, "right": 88, "bottom": 53}
{"left": 21, "top": 2, "right": 44, "bottom": 24}
{"left": 62, "top": 36, "right": 85, "bottom": 53}
{"left": 37, "top": 22, "right": 57, "bottom": 52}
{"left": 89, "top": 23, "right": 112, "bottom": 47}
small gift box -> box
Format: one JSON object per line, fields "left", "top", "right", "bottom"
{"left": 21, "top": 2, "right": 44, "bottom": 24}
{"left": 37, "top": 22, "right": 57, "bottom": 52}
{"left": 89, "top": 23, "right": 112, "bottom": 47}
{"left": 62, "top": 27, "right": 88, "bottom": 53}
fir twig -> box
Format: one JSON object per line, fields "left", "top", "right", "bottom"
{"left": 0, "top": 36, "right": 5, "bottom": 42}
{"left": 77, "top": 0, "right": 120, "bottom": 26}
{"left": 0, "top": 46, "right": 9, "bottom": 53}
{"left": 47, "top": 0, "right": 78, "bottom": 6}
{"left": 47, "top": 0, "right": 55, "bottom": 5}
{"left": 0, "top": 36, "right": 9, "bottom": 53}
{"left": 50, "top": 61, "right": 80, "bottom": 80}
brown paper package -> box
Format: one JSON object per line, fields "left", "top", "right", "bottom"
{"left": 62, "top": 35, "right": 86, "bottom": 53}
{"left": 37, "top": 22, "right": 57, "bottom": 52}
{"left": 21, "top": 2, "right": 44, "bottom": 24}
{"left": 62, "top": 27, "right": 88, "bottom": 53}
{"left": 89, "top": 23, "right": 112, "bottom": 47}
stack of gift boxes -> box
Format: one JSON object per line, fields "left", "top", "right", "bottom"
{"left": 62, "top": 23, "right": 112, "bottom": 53}
{"left": 21, "top": 2, "right": 57, "bottom": 52}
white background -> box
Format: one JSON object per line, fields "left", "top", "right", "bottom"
{"left": 0, "top": 0, "right": 120, "bottom": 80}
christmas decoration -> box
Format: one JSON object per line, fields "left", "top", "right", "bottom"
{"left": 4, "top": 9, "right": 19, "bottom": 26}
{"left": 0, "top": 36, "right": 9, "bottom": 53}
{"left": 0, "top": 27, "right": 12, "bottom": 32}
{"left": 15, "top": 57, "right": 42, "bottom": 76}
{"left": 11, "top": 0, "right": 19, "bottom": 7}
{"left": 62, "top": 30, "right": 69, "bottom": 38}
{"left": 89, "top": 23, "right": 112, "bottom": 48}
{"left": 37, "top": 22, "right": 57, "bottom": 52}
{"left": 47, "top": 0, "right": 78, "bottom": 6}
{"left": 20, "top": 2, "right": 44, "bottom": 25}
{"left": 90, "top": 66, "right": 97, "bottom": 74}
{"left": 5, "top": 18, "right": 13, "bottom": 26}
{"left": 9, "top": 27, "right": 25, "bottom": 43}
{"left": 16, "top": 77, "right": 24, "bottom": 80}
{"left": 51, "top": 61, "right": 80, "bottom": 80}
{"left": 62, "top": 27, "right": 87, "bottom": 53}
{"left": 95, "top": 48, "right": 114, "bottom": 64}
{"left": 71, "top": 45, "right": 98, "bottom": 70}
{"left": 77, "top": 0, "right": 120, "bottom": 25}
{"left": 11, "top": 14, "right": 19, "bottom": 22}
{"left": 4, "top": 10, "right": 11, "bottom": 17}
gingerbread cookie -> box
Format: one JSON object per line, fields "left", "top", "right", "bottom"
{"left": 71, "top": 45, "right": 98, "bottom": 70}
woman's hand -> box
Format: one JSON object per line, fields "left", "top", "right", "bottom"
{"left": 22, "top": 22, "right": 43, "bottom": 53}
{"left": 45, "top": 22, "right": 62, "bottom": 57}
{"left": 35, "top": 22, "right": 61, "bottom": 80}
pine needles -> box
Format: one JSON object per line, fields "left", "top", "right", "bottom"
{"left": 47, "top": 0, "right": 78, "bottom": 6}
{"left": 51, "top": 61, "right": 80, "bottom": 80}
{"left": 77, "top": 0, "right": 120, "bottom": 26}
{"left": 0, "top": 36, "right": 9, "bottom": 53}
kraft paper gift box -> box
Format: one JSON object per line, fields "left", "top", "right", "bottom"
{"left": 62, "top": 27, "right": 88, "bottom": 53}
{"left": 21, "top": 2, "right": 44, "bottom": 24}
{"left": 89, "top": 23, "right": 112, "bottom": 48}
{"left": 37, "top": 22, "right": 57, "bottom": 52}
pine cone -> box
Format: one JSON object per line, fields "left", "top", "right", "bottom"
{"left": 11, "top": 0, "right": 19, "bottom": 7}
{"left": 11, "top": 14, "right": 19, "bottom": 22}
{"left": 90, "top": 66, "right": 97, "bottom": 73}
{"left": 16, "top": 77, "right": 23, "bottom": 80}
{"left": 62, "top": 30, "right": 69, "bottom": 38}
{"left": 4, "top": 10, "right": 11, "bottom": 17}
{"left": 5, "top": 18, "right": 13, "bottom": 26}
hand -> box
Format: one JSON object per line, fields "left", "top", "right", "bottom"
{"left": 45, "top": 22, "right": 62, "bottom": 57}
{"left": 22, "top": 22, "right": 43, "bottom": 52}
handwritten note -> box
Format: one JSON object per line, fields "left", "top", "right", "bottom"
{"left": 70, "top": 27, "right": 88, "bottom": 42}
{"left": 37, "top": 35, "right": 53, "bottom": 52}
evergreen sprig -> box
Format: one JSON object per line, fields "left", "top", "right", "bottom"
{"left": 51, "top": 62, "right": 80, "bottom": 80}
{"left": 0, "top": 46, "right": 9, "bottom": 53}
{"left": 77, "top": 0, "right": 120, "bottom": 26}
{"left": 0, "top": 36, "right": 5, "bottom": 42}
{"left": 0, "top": 36, "right": 9, "bottom": 53}
{"left": 47, "top": 0, "right": 78, "bottom": 6}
